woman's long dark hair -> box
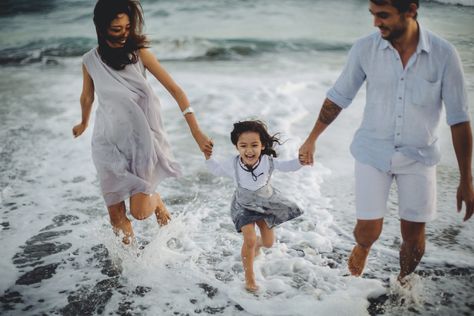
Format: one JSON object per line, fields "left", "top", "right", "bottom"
{"left": 93, "top": 0, "right": 149, "bottom": 70}
{"left": 230, "top": 120, "right": 281, "bottom": 157}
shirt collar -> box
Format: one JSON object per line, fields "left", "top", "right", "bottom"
{"left": 239, "top": 156, "right": 262, "bottom": 171}
{"left": 377, "top": 23, "right": 430, "bottom": 54}
{"left": 416, "top": 23, "right": 430, "bottom": 54}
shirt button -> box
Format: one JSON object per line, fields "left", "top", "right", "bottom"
{"left": 398, "top": 115, "right": 402, "bottom": 118}
{"left": 398, "top": 97, "right": 402, "bottom": 100}
{"left": 397, "top": 133, "right": 400, "bottom": 136}
{"left": 401, "top": 78, "right": 404, "bottom": 81}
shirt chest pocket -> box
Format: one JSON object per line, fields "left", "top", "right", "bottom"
{"left": 411, "top": 77, "right": 441, "bottom": 107}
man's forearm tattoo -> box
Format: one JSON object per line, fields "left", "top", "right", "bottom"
{"left": 318, "top": 99, "right": 342, "bottom": 125}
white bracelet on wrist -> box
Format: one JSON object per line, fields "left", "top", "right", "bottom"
{"left": 182, "top": 106, "right": 194, "bottom": 116}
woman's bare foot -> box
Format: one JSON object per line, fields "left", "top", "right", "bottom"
{"left": 348, "top": 244, "right": 370, "bottom": 276}
{"left": 154, "top": 194, "right": 171, "bottom": 226}
{"left": 121, "top": 234, "right": 133, "bottom": 245}
{"left": 112, "top": 223, "right": 134, "bottom": 245}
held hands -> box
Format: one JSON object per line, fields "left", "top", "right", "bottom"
{"left": 204, "top": 150, "right": 211, "bottom": 160}
{"left": 457, "top": 180, "right": 474, "bottom": 221}
{"left": 298, "top": 139, "right": 315, "bottom": 166}
{"left": 72, "top": 123, "right": 87, "bottom": 138}
{"left": 193, "top": 129, "right": 213, "bottom": 159}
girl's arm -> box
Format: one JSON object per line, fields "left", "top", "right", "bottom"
{"left": 205, "top": 156, "right": 234, "bottom": 178}
{"left": 139, "top": 48, "right": 213, "bottom": 156}
{"left": 273, "top": 157, "right": 303, "bottom": 172}
{"left": 73, "top": 64, "right": 95, "bottom": 138}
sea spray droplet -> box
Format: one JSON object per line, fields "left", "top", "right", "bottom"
{"left": 166, "top": 237, "right": 183, "bottom": 250}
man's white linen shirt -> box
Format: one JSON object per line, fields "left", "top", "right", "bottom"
{"left": 327, "top": 24, "right": 470, "bottom": 172}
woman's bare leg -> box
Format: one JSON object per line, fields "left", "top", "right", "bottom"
{"left": 129, "top": 192, "right": 171, "bottom": 226}
{"left": 107, "top": 201, "right": 134, "bottom": 244}
{"left": 129, "top": 192, "right": 158, "bottom": 220}
{"left": 154, "top": 193, "right": 171, "bottom": 226}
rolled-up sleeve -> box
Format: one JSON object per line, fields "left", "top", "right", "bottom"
{"left": 443, "top": 46, "right": 470, "bottom": 126}
{"left": 327, "top": 41, "right": 366, "bottom": 109}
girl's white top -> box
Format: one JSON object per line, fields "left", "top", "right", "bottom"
{"left": 205, "top": 154, "right": 302, "bottom": 190}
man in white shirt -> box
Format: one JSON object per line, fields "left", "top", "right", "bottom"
{"left": 299, "top": 0, "right": 474, "bottom": 283}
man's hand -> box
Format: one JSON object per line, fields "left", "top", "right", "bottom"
{"left": 298, "top": 139, "right": 315, "bottom": 166}
{"left": 457, "top": 180, "right": 474, "bottom": 221}
{"left": 72, "top": 123, "right": 87, "bottom": 138}
{"left": 450, "top": 122, "right": 474, "bottom": 222}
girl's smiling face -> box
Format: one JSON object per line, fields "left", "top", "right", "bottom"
{"left": 236, "top": 131, "right": 265, "bottom": 167}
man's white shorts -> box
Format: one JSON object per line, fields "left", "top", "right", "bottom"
{"left": 355, "top": 152, "right": 436, "bottom": 222}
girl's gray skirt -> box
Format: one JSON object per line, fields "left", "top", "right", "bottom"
{"left": 230, "top": 183, "right": 303, "bottom": 232}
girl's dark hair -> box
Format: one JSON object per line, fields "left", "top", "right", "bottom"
{"left": 230, "top": 120, "right": 281, "bottom": 157}
{"left": 93, "top": 0, "right": 149, "bottom": 70}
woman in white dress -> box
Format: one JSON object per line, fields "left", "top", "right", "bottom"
{"left": 72, "top": 0, "right": 213, "bottom": 244}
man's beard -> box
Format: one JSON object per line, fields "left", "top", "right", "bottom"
{"left": 380, "top": 17, "right": 408, "bottom": 42}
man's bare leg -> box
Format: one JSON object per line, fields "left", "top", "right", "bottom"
{"left": 398, "top": 219, "right": 425, "bottom": 283}
{"left": 348, "top": 218, "right": 383, "bottom": 276}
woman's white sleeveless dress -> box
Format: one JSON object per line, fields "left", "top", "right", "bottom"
{"left": 82, "top": 48, "right": 181, "bottom": 206}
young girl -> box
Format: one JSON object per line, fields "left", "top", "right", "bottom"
{"left": 205, "top": 120, "right": 304, "bottom": 292}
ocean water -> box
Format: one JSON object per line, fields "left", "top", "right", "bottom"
{"left": 0, "top": 0, "right": 473, "bottom": 315}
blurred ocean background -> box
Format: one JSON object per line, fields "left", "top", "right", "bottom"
{"left": 0, "top": 0, "right": 473, "bottom": 315}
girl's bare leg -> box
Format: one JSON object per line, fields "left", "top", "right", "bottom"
{"left": 255, "top": 220, "right": 274, "bottom": 257}
{"left": 107, "top": 201, "right": 134, "bottom": 244}
{"left": 241, "top": 223, "right": 258, "bottom": 292}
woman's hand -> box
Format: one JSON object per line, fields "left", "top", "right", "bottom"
{"left": 193, "top": 130, "right": 213, "bottom": 157}
{"left": 72, "top": 123, "right": 87, "bottom": 138}
{"left": 298, "top": 139, "right": 315, "bottom": 165}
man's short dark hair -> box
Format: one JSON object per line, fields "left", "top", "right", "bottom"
{"left": 370, "top": 0, "right": 419, "bottom": 19}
